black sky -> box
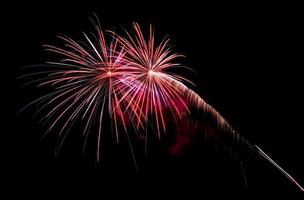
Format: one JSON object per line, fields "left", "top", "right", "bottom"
{"left": 10, "top": 0, "right": 304, "bottom": 195}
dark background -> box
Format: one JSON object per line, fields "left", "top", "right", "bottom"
{"left": 10, "top": 0, "right": 303, "bottom": 195}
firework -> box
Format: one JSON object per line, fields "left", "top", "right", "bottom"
{"left": 113, "top": 23, "right": 304, "bottom": 191}
{"left": 19, "top": 20, "right": 137, "bottom": 161}
{"left": 111, "top": 23, "right": 193, "bottom": 137}
{"left": 19, "top": 19, "right": 303, "bottom": 191}
{"left": 112, "top": 23, "right": 240, "bottom": 141}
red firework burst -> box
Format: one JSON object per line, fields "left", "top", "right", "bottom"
{"left": 112, "top": 23, "right": 193, "bottom": 137}
{"left": 20, "top": 21, "right": 137, "bottom": 161}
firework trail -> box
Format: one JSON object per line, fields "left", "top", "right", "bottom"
{"left": 19, "top": 18, "right": 303, "bottom": 191}
{"left": 112, "top": 23, "right": 240, "bottom": 137}
{"left": 114, "top": 23, "right": 304, "bottom": 191}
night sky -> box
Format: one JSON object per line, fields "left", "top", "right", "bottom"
{"left": 11, "top": 1, "right": 303, "bottom": 195}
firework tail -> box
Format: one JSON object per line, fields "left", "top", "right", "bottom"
{"left": 168, "top": 74, "right": 304, "bottom": 191}
{"left": 255, "top": 145, "right": 304, "bottom": 192}
{"left": 112, "top": 22, "right": 303, "bottom": 191}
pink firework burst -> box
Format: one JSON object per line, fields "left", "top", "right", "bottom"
{"left": 20, "top": 21, "right": 136, "bottom": 161}
{"left": 112, "top": 23, "right": 193, "bottom": 137}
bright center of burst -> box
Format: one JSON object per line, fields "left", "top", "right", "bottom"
{"left": 148, "top": 70, "right": 155, "bottom": 76}
{"left": 107, "top": 71, "right": 112, "bottom": 76}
